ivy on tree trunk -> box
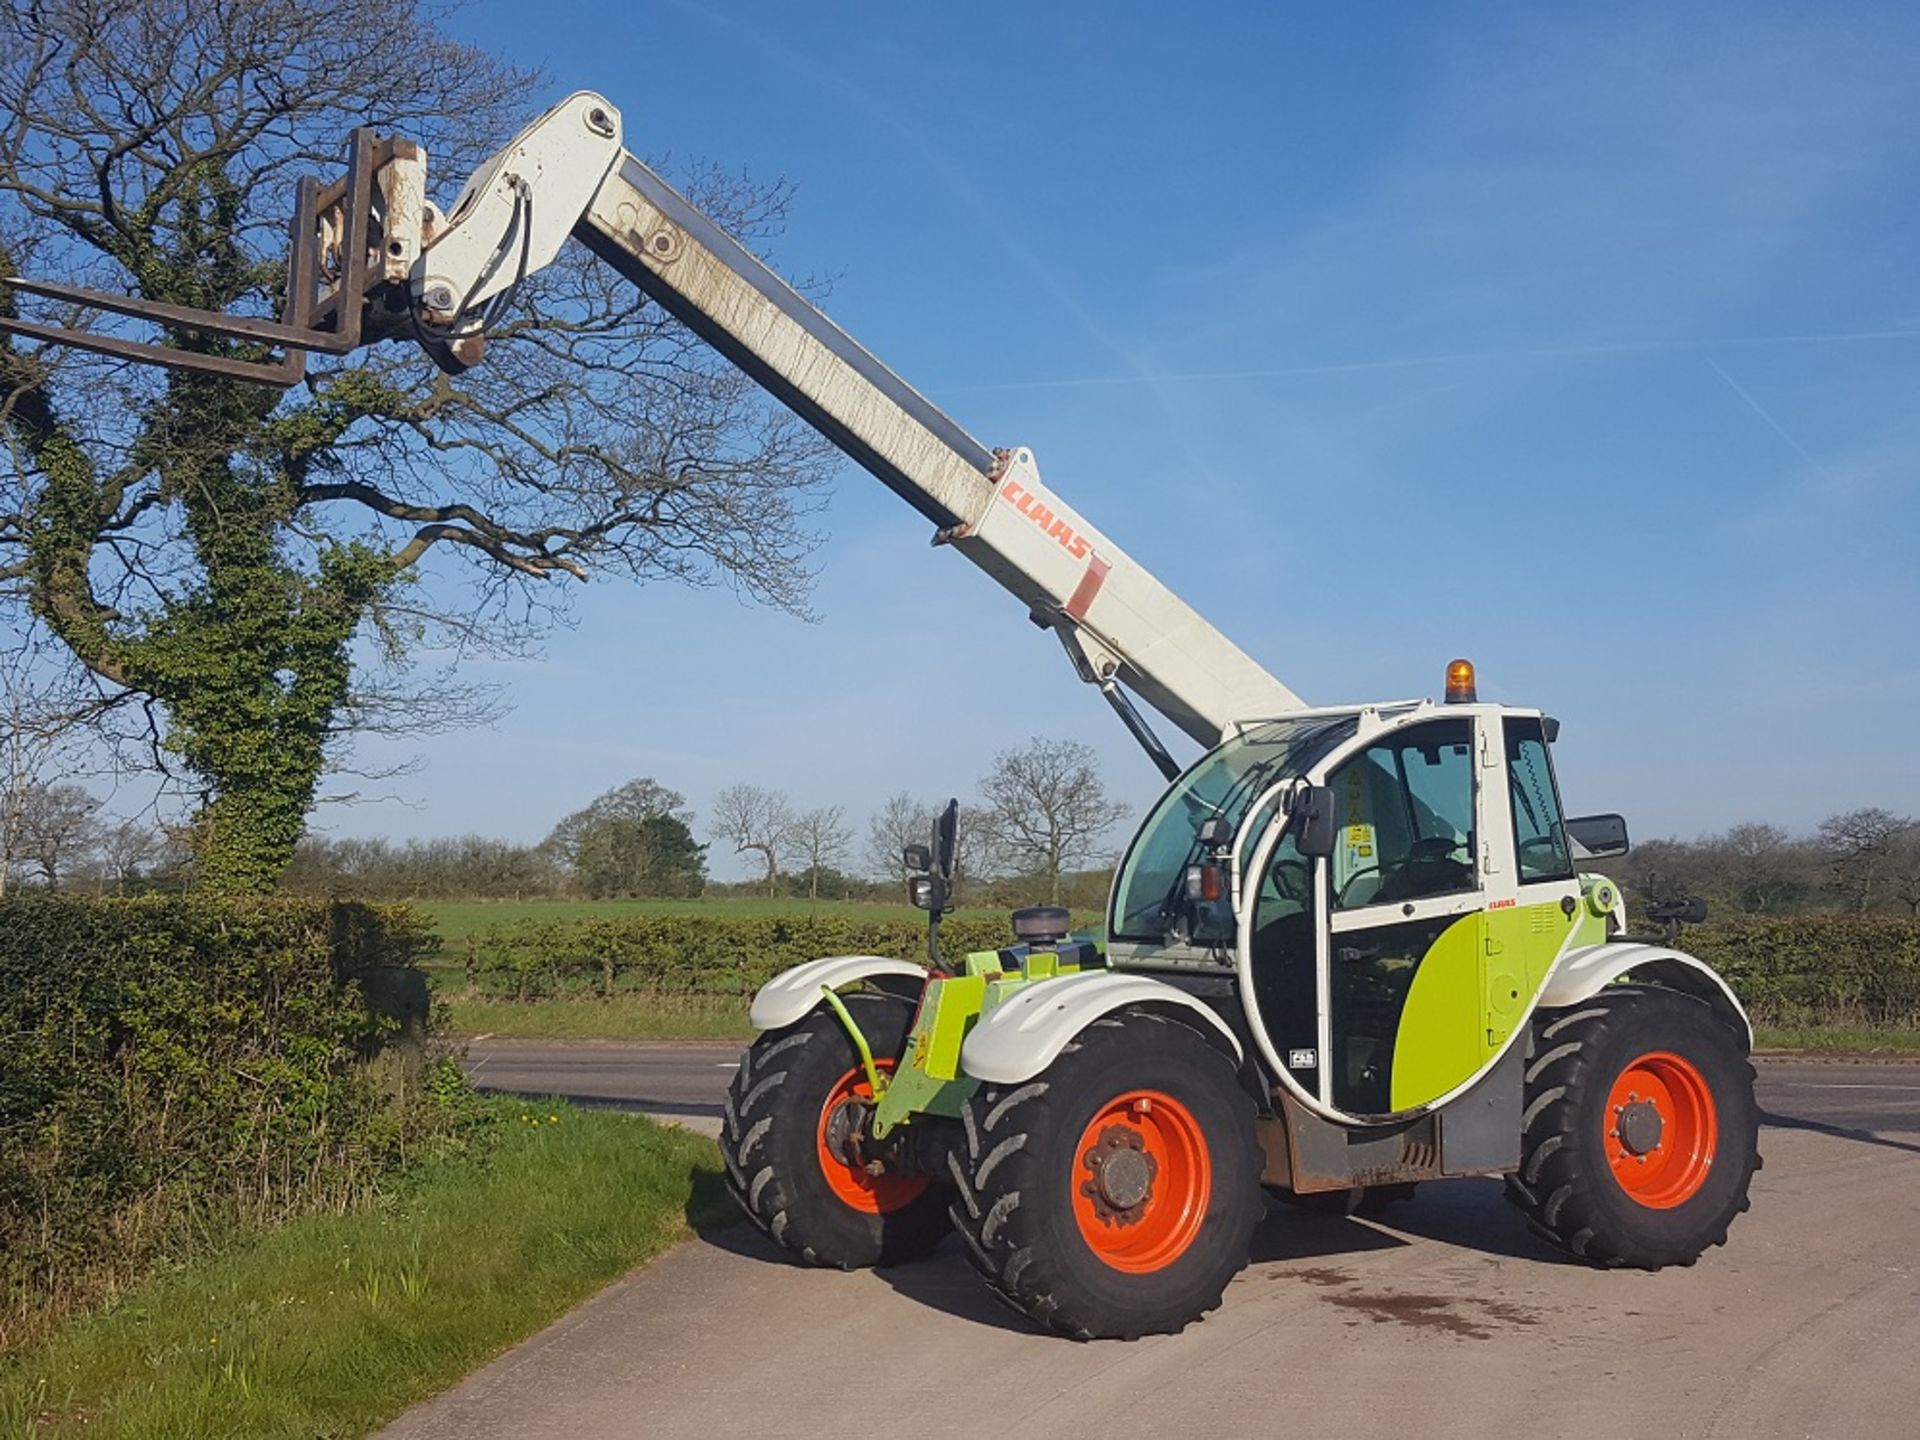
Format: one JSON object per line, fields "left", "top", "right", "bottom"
{"left": 1, "top": 1, "right": 834, "bottom": 891}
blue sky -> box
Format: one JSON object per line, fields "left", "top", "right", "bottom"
{"left": 331, "top": 1, "right": 1920, "bottom": 878}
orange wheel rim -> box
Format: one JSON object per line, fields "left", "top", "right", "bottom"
{"left": 815, "top": 1063, "right": 929, "bottom": 1214}
{"left": 1069, "top": 1090, "right": 1212, "bottom": 1273}
{"left": 1605, "top": 1051, "right": 1718, "bottom": 1209}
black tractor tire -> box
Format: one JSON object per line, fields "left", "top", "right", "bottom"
{"left": 721, "top": 992, "right": 950, "bottom": 1269}
{"left": 947, "top": 1010, "right": 1263, "bottom": 1340}
{"left": 1505, "top": 986, "right": 1759, "bottom": 1270}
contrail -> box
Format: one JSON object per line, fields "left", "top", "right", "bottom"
{"left": 1702, "top": 356, "right": 1830, "bottom": 478}
{"left": 656, "top": 0, "right": 1221, "bottom": 481}
{"left": 941, "top": 328, "right": 1920, "bottom": 394}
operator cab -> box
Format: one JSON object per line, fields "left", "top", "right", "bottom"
{"left": 1107, "top": 664, "right": 1605, "bottom": 1127}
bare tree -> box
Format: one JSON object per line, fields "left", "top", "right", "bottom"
{"left": 1718, "top": 821, "right": 1813, "bottom": 915}
{"left": 975, "top": 737, "right": 1129, "bottom": 905}
{"left": 788, "top": 804, "right": 852, "bottom": 901}
{"left": 12, "top": 781, "right": 98, "bottom": 889}
{"left": 1887, "top": 828, "right": 1920, "bottom": 918}
{"left": 0, "top": 635, "right": 120, "bottom": 895}
{"left": 866, "top": 791, "right": 934, "bottom": 884}
{"left": 90, "top": 816, "right": 165, "bottom": 895}
{"left": 1817, "top": 808, "right": 1914, "bottom": 914}
{"left": 864, "top": 791, "right": 984, "bottom": 900}
{"left": 709, "top": 784, "right": 795, "bottom": 896}
{"left": 0, "top": 0, "right": 836, "bottom": 889}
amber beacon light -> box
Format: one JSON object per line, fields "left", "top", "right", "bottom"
{"left": 1444, "top": 658, "right": 1478, "bottom": 704}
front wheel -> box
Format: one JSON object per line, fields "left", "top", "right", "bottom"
{"left": 948, "top": 1010, "right": 1262, "bottom": 1340}
{"left": 721, "top": 992, "right": 950, "bottom": 1269}
{"left": 1507, "top": 987, "right": 1759, "bottom": 1269}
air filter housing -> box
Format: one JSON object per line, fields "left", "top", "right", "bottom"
{"left": 1011, "top": 906, "right": 1072, "bottom": 944}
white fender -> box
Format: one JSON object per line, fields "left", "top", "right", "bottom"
{"left": 1539, "top": 942, "right": 1752, "bottom": 1048}
{"left": 747, "top": 955, "right": 926, "bottom": 1031}
{"left": 960, "top": 970, "right": 1242, "bottom": 1085}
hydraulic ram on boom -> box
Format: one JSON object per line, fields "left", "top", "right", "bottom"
{"left": 0, "top": 92, "right": 1299, "bottom": 765}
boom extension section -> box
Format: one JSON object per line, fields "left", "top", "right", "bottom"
{"left": 0, "top": 92, "right": 1301, "bottom": 749}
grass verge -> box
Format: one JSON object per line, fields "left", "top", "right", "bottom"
{"left": 0, "top": 1101, "right": 728, "bottom": 1440}
{"left": 449, "top": 993, "right": 753, "bottom": 1041}
{"left": 1752, "top": 1022, "right": 1920, "bottom": 1057}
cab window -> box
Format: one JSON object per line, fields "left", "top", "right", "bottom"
{"left": 1328, "top": 718, "right": 1476, "bottom": 911}
{"left": 1505, "top": 717, "right": 1574, "bottom": 882}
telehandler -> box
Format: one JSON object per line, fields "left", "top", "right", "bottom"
{"left": 1, "top": 91, "right": 1760, "bottom": 1340}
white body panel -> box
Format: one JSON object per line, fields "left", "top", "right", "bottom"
{"left": 419, "top": 92, "right": 625, "bottom": 314}
{"left": 583, "top": 154, "right": 996, "bottom": 530}
{"left": 960, "top": 970, "right": 1242, "bottom": 1084}
{"left": 958, "top": 450, "right": 1302, "bottom": 743}
{"left": 747, "top": 955, "right": 926, "bottom": 1031}
{"left": 1539, "top": 941, "right": 1753, "bottom": 1046}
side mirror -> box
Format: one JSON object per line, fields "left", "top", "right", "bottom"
{"left": 908, "top": 873, "right": 950, "bottom": 912}
{"left": 1292, "top": 784, "right": 1338, "bottom": 859}
{"left": 933, "top": 798, "right": 959, "bottom": 880}
{"left": 1566, "top": 812, "right": 1630, "bottom": 859}
{"left": 902, "top": 843, "right": 932, "bottom": 874}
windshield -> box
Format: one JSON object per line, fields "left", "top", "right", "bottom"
{"left": 1109, "top": 714, "right": 1359, "bottom": 943}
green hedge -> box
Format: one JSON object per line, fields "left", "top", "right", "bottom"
{"left": 0, "top": 896, "right": 446, "bottom": 1336}
{"left": 462, "top": 910, "right": 1920, "bottom": 1027}
{"left": 1685, "top": 915, "right": 1920, "bottom": 1025}
{"left": 462, "top": 914, "right": 1095, "bottom": 1000}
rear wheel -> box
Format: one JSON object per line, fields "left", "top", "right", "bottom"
{"left": 948, "top": 1011, "right": 1262, "bottom": 1340}
{"left": 721, "top": 992, "right": 950, "bottom": 1268}
{"left": 1506, "top": 987, "right": 1759, "bottom": 1269}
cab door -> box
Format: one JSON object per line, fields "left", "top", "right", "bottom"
{"left": 1320, "top": 716, "right": 1485, "bottom": 1116}
{"left": 1480, "top": 715, "right": 1584, "bottom": 1054}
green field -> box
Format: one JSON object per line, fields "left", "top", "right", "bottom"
{"left": 422, "top": 902, "right": 1920, "bottom": 1056}
{"left": 422, "top": 897, "right": 1081, "bottom": 1040}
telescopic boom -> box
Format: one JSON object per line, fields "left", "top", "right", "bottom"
{"left": 0, "top": 92, "right": 1303, "bottom": 759}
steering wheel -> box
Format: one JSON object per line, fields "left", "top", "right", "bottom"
{"left": 1336, "top": 865, "right": 1382, "bottom": 907}
{"left": 1270, "top": 858, "right": 1310, "bottom": 905}
{"left": 1409, "top": 837, "right": 1465, "bottom": 862}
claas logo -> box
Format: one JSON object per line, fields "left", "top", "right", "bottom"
{"left": 999, "top": 478, "right": 1093, "bottom": 560}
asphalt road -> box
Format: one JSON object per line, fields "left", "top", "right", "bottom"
{"left": 464, "top": 1039, "right": 737, "bottom": 1136}
{"left": 393, "top": 1041, "right": 1920, "bottom": 1440}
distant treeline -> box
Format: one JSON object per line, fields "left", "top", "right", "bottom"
{"left": 279, "top": 807, "right": 1920, "bottom": 920}
{"left": 1596, "top": 809, "right": 1920, "bottom": 918}
{"left": 279, "top": 834, "right": 566, "bottom": 901}
{"left": 17, "top": 756, "right": 1917, "bottom": 921}
{"left": 277, "top": 830, "right": 1116, "bottom": 911}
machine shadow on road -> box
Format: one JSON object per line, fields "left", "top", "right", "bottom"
{"left": 1352, "top": 1178, "right": 1576, "bottom": 1264}
{"left": 687, "top": 1182, "right": 1571, "bottom": 1337}
{"left": 1760, "top": 1109, "right": 1920, "bottom": 1155}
